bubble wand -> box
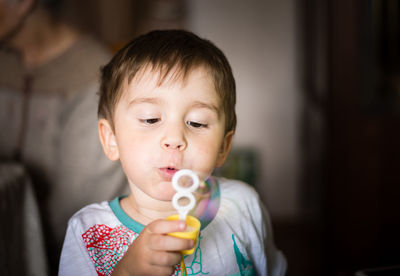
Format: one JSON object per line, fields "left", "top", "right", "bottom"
{"left": 172, "top": 169, "right": 199, "bottom": 220}
{"left": 167, "top": 169, "right": 202, "bottom": 276}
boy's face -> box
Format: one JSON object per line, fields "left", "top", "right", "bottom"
{"left": 99, "top": 67, "right": 233, "bottom": 201}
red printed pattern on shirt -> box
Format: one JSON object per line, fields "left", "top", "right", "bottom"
{"left": 82, "top": 224, "right": 137, "bottom": 276}
{"left": 82, "top": 224, "right": 181, "bottom": 276}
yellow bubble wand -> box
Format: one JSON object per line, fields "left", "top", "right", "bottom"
{"left": 167, "top": 169, "right": 201, "bottom": 276}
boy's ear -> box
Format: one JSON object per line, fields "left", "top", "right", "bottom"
{"left": 98, "top": 119, "right": 119, "bottom": 161}
{"left": 216, "top": 130, "right": 234, "bottom": 168}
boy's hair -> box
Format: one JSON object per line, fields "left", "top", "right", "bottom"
{"left": 98, "top": 29, "right": 236, "bottom": 134}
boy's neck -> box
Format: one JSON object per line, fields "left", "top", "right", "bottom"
{"left": 121, "top": 185, "right": 177, "bottom": 225}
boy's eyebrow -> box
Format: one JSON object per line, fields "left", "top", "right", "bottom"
{"left": 128, "top": 97, "right": 161, "bottom": 107}
{"left": 128, "top": 98, "right": 220, "bottom": 115}
{"left": 191, "top": 101, "right": 220, "bottom": 115}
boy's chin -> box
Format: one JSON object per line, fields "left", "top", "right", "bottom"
{"left": 153, "top": 189, "right": 175, "bottom": 202}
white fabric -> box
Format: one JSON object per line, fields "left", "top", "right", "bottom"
{"left": 59, "top": 178, "right": 286, "bottom": 276}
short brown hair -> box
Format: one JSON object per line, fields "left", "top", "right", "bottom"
{"left": 98, "top": 29, "right": 236, "bottom": 133}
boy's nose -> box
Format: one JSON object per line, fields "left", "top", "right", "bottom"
{"left": 161, "top": 127, "right": 187, "bottom": 151}
{"left": 163, "top": 142, "right": 186, "bottom": 150}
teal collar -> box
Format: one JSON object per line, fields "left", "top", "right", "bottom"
{"left": 109, "top": 196, "right": 144, "bottom": 233}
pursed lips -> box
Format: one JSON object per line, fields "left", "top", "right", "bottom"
{"left": 158, "top": 167, "right": 179, "bottom": 181}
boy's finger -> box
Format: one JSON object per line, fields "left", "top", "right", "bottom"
{"left": 149, "top": 234, "right": 194, "bottom": 252}
{"left": 148, "top": 251, "right": 181, "bottom": 266}
{"left": 147, "top": 219, "right": 186, "bottom": 234}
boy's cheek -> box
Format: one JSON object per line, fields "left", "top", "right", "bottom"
{"left": 191, "top": 145, "right": 219, "bottom": 167}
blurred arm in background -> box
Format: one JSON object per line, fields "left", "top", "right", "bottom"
{"left": 0, "top": 0, "right": 127, "bottom": 273}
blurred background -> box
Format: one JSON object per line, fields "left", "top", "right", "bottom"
{"left": 3, "top": 0, "right": 400, "bottom": 275}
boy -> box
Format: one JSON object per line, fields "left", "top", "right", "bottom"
{"left": 59, "top": 30, "right": 286, "bottom": 276}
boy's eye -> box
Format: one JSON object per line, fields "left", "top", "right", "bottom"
{"left": 186, "top": 121, "right": 208, "bottom": 128}
{"left": 141, "top": 118, "right": 160, "bottom": 124}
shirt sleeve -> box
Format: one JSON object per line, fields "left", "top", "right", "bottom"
{"left": 59, "top": 218, "right": 97, "bottom": 276}
{"left": 220, "top": 179, "right": 287, "bottom": 276}
{"left": 260, "top": 202, "right": 287, "bottom": 276}
{"left": 236, "top": 182, "right": 287, "bottom": 276}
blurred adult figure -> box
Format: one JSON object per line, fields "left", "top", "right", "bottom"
{"left": 0, "top": 0, "right": 126, "bottom": 272}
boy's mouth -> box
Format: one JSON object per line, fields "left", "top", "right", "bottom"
{"left": 159, "top": 167, "right": 179, "bottom": 180}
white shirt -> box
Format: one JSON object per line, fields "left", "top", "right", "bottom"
{"left": 59, "top": 177, "right": 286, "bottom": 276}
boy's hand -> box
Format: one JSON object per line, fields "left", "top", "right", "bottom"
{"left": 112, "top": 219, "right": 193, "bottom": 276}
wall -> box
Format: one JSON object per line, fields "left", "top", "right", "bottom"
{"left": 186, "top": 0, "right": 302, "bottom": 218}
